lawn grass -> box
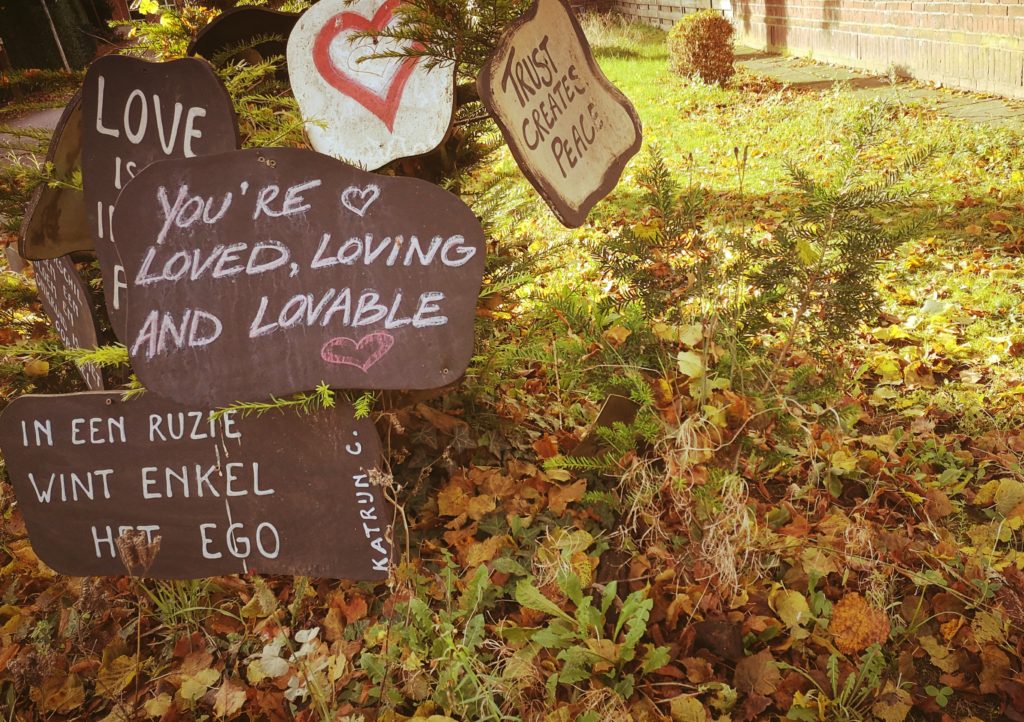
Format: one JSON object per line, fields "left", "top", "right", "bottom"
{"left": 471, "top": 13, "right": 1024, "bottom": 418}
{"left": 457, "top": 16, "right": 1024, "bottom": 720}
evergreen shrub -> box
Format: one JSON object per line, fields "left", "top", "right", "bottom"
{"left": 667, "top": 10, "right": 735, "bottom": 85}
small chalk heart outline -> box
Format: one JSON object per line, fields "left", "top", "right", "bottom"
{"left": 321, "top": 331, "right": 395, "bottom": 372}
{"left": 341, "top": 184, "right": 380, "bottom": 217}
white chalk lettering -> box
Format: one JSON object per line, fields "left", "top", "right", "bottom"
{"left": 70, "top": 416, "right": 126, "bottom": 445}
{"left": 28, "top": 469, "right": 112, "bottom": 503}
{"left": 311, "top": 233, "right": 475, "bottom": 269}
{"left": 131, "top": 308, "right": 222, "bottom": 358}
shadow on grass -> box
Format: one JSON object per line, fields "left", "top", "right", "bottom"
{"left": 593, "top": 46, "right": 645, "bottom": 61}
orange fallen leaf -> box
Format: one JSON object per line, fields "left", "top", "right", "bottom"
{"left": 548, "top": 479, "right": 587, "bottom": 515}
{"left": 830, "top": 593, "right": 890, "bottom": 654}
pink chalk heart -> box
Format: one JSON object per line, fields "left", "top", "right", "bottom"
{"left": 321, "top": 332, "right": 395, "bottom": 371}
{"left": 312, "top": 0, "right": 420, "bottom": 132}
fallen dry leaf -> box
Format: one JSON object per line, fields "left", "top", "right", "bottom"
{"left": 830, "top": 593, "right": 890, "bottom": 654}
{"left": 213, "top": 678, "right": 248, "bottom": 718}
{"left": 733, "top": 649, "right": 780, "bottom": 695}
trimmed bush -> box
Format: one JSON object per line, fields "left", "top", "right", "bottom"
{"left": 667, "top": 10, "right": 735, "bottom": 85}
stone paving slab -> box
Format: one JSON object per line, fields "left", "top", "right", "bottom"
{"left": 0, "top": 106, "right": 64, "bottom": 158}
{"left": 735, "top": 45, "right": 1024, "bottom": 130}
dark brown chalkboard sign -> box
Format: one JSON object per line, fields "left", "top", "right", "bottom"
{"left": 20, "top": 91, "right": 92, "bottom": 261}
{"left": 81, "top": 56, "right": 239, "bottom": 338}
{"left": 32, "top": 257, "right": 104, "bottom": 390}
{"left": 188, "top": 6, "right": 299, "bottom": 70}
{"left": 477, "top": 0, "right": 642, "bottom": 227}
{"left": 0, "top": 392, "right": 391, "bottom": 580}
{"left": 113, "top": 147, "right": 486, "bottom": 407}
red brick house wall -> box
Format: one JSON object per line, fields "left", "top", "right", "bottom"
{"left": 732, "top": 1, "right": 1024, "bottom": 98}
{"left": 593, "top": 0, "right": 1024, "bottom": 99}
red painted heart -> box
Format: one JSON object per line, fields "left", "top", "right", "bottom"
{"left": 312, "top": 0, "right": 421, "bottom": 132}
{"left": 321, "top": 332, "right": 395, "bottom": 371}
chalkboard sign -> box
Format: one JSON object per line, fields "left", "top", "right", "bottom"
{"left": 477, "top": 0, "right": 642, "bottom": 227}
{"left": 287, "top": 0, "right": 455, "bottom": 170}
{"left": 81, "top": 56, "right": 240, "bottom": 338}
{"left": 188, "top": 6, "right": 299, "bottom": 70}
{"left": 32, "top": 257, "right": 104, "bottom": 390}
{"left": 113, "top": 147, "right": 485, "bottom": 407}
{"left": 20, "top": 91, "right": 92, "bottom": 261}
{"left": 0, "top": 392, "right": 390, "bottom": 580}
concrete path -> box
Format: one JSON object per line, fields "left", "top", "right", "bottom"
{"left": 735, "top": 45, "right": 1024, "bottom": 130}
{"left": 0, "top": 106, "right": 64, "bottom": 158}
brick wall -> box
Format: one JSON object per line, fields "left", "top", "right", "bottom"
{"left": 595, "top": 0, "right": 1024, "bottom": 99}
{"left": 733, "top": 1, "right": 1024, "bottom": 98}
{"left": 603, "top": 0, "right": 731, "bottom": 29}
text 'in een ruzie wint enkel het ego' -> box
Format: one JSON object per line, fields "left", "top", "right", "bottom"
{"left": 3, "top": 0, "right": 642, "bottom": 580}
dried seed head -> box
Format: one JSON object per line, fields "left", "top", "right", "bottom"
{"left": 116, "top": 529, "right": 162, "bottom": 576}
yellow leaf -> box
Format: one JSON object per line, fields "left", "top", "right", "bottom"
{"left": 871, "top": 682, "right": 912, "bottom": 722}
{"left": 144, "top": 693, "right": 173, "bottom": 717}
{"left": 973, "top": 479, "right": 1001, "bottom": 507}
{"left": 545, "top": 468, "right": 572, "bottom": 482}
{"left": 994, "top": 478, "right": 1024, "bottom": 518}
{"left": 919, "top": 635, "right": 959, "bottom": 673}
{"left": 180, "top": 667, "right": 220, "bottom": 702}
{"left": 465, "top": 535, "right": 505, "bottom": 567}
{"left": 466, "top": 493, "right": 496, "bottom": 520}
{"left": 829, "top": 450, "right": 857, "bottom": 474}
{"left": 437, "top": 483, "right": 470, "bottom": 518}
{"left": 872, "top": 357, "right": 903, "bottom": 385}
{"left": 670, "top": 694, "right": 709, "bottom": 722}
{"left": 677, "top": 350, "right": 704, "bottom": 378}
{"left": 603, "top": 324, "right": 632, "bottom": 347}
{"left": 240, "top": 578, "right": 277, "bottom": 619}
{"left": 327, "top": 653, "right": 348, "bottom": 682}
{"left": 800, "top": 548, "right": 837, "bottom": 577}
{"left": 972, "top": 610, "right": 1006, "bottom": 645}
{"left": 97, "top": 655, "right": 136, "bottom": 698}
{"left": 633, "top": 221, "right": 660, "bottom": 240}
{"left": 23, "top": 359, "right": 49, "bottom": 377}
{"left": 796, "top": 237, "right": 821, "bottom": 265}
{"left": 654, "top": 322, "right": 703, "bottom": 346}
{"left": 771, "top": 588, "right": 811, "bottom": 639}
{"left": 701, "top": 403, "right": 726, "bottom": 428}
